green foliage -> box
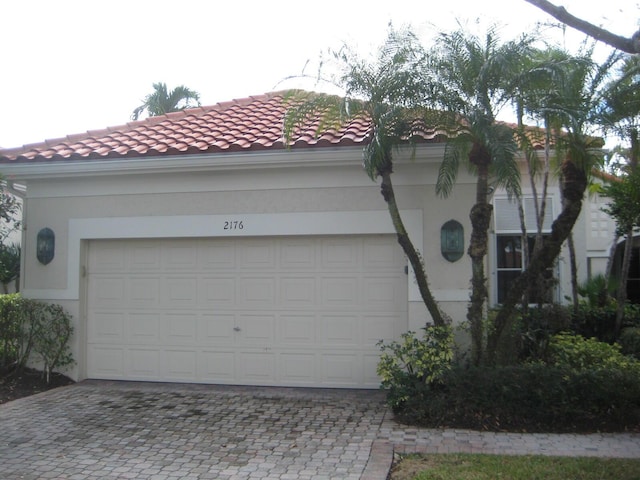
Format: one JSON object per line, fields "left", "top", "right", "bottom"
{"left": 619, "top": 327, "right": 640, "bottom": 358}
{"left": 392, "top": 365, "right": 640, "bottom": 432}
{"left": 577, "top": 273, "right": 616, "bottom": 308}
{"left": 546, "top": 332, "right": 640, "bottom": 372}
{"left": 0, "top": 295, "right": 74, "bottom": 382}
{"left": 132, "top": 82, "right": 201, "bottom": 120}
{"left": 602, "top": 167, "right": 640, "bottom": 235}
{"left": 0, "top": 243, "right": 20, "bottom": 292}
{"left": 30, "top": 302, "right": 74, "bottom": 383}
{"left": 0, "top": 294, "right": 31, "bottom": 371}
{"left": 377, "top": 326, "right": 454, "bottom": 410}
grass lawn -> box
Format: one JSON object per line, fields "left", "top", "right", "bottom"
{"left": 389, "top": 453, "right": 640, "bottom": 480}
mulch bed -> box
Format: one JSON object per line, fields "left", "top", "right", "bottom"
{"left": 0, "top": 368, "right": 75, "bottom": 405}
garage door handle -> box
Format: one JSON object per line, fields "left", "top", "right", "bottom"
{"left": 233, "top": 326, "right": 241, "bottom": 332}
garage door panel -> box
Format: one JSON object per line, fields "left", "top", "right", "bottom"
{"left": 87, "top": 346, "right": 124, "bottom": 377}
{"left": 363, "top": 276, "right": 406, "bottom": 307}
{"left": 321, "top": 239, "right": 359, "bottom": 269}
{"left": 363, "top": 353, "right": 383, "bottom": 385}
{"left": 200, "top": 277, "right": 236, "bottom": 307}
{"left": 129, "top": 277, "right": 161, "bottom": 305}
{"left": 279, "top": 241, "right": 316, "bottom": 269}
{"left": 322, "top": 354, "right": 360, "bottom": 385}
{"left": 362, "top": 315, "right": 400, "bottom": 344}
{"left": 279, "top": 314, "right": 316, "bottom": 344}
{"left": 279, "top": 353, "right": 317, "bottom": 385}
{"left": 197, "top": 241, "right": 236, "bottom": 269}
{"left": 239, "top": 351, "right": 275, "bottom": 382}
{"left": 89, "top": 312, "right": 124, "bottom": 343}
{"left": 238, "top": 241, "right": 276, "bottom": 270}
{"left": 321, "top": 277, "right": 360, "bottom": 306}
{"left": 238, "top": 314, "right": 276, "bottom": 344}
{"left": 128, "top": 313, "right": 160, "bottom": 344}
{"left": 239, "top": 277, "right": 276, "bottom": 305}
{"left": 164, "top": 349, "right": 197, "bottom": 381}
{"left": 199, "top": 350, "right": 236, "bottom": 381}
{"left": 163, "top": 313, "right": 198, "bottom": 345}
{"left": 280, "top": 276, "right": 316, "bottom": 307}
{"left": 321, "top": 314, "right": 358, "bottom": 345}
{"left": 131, "top": 243, "right": 162, "bottom": 271}
{"left": 88, "top": 235, "right": 407, "bottom": 388}
{"left": 163, "top": 243, "right": 198, "bottom": 271}
{"left": 127, "top": 348, "right": 160, "bottom": 379}
{"left": 363, "top": 237, "right": 405, "bottom": 270}
{"left": 90, "top": 277, "right": 126, "bottom": 307}
{"left": 162, "top": 277, "right": 198, "bottom": 307}
{"left": 200, "top": 314, "right": 236, "bottom": 343}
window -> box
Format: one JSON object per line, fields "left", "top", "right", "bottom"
{"left": 496, "top": 234, "right": 555, "bottom": 304}
{"left": 493, "top": 197, "right": 557, "bottom": 304}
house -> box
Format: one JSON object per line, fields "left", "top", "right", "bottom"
{"left": 0, "top": 91, "right": 617, "bottom": 388}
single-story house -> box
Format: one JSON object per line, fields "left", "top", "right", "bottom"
{"left": 0, "top": 91, "right": 617, "bottom": 388}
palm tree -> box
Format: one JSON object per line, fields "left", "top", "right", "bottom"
{"left": 425, "top": 28, "right": 534, "bottom": 365}
{"left": 283, "top": 29, "right": 447, "bottom": 327}
{"left": 132, "top": 82, "right": 201, "bottom": 120}
{"left": 489, "top": 52, "right": 614, "bottom": 360}
{"left": 600, "top": 54, "right": 640, "bottom": 336}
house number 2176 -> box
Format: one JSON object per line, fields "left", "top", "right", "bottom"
{"left": 223, "top": 220, "right": 244, "bottom": 230}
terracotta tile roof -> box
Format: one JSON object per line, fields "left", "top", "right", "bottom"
{"left": 0, "top": 91, "right": 551, "bottom": 165}
{"left": 1, "top": 91, "right": 442, "bottom": 164}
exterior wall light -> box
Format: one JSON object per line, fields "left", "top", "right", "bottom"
{"left": 441, "top": 220, "right": 464, "bottom": 262}
{"left": 36, "top": 227, "right": 55, "bottom": 265}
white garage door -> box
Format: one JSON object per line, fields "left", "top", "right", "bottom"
{"left": 87, "top": 235, "right": 407, "bottom": 388}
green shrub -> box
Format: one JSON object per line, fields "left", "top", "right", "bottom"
{"left": 392, "top": 364, "right": 640, "bottom": 432}
{"left": 377, "top": 325, "right": 454, "bottom": 411}
{"left": 0, "top": 294, "right": 34, "bottom": 371}
{"left": 0, "top": 294, "right": 74, "bottom": 382}
{"left": 547, "top": 332, "right": 640, "bottom": 372}
{"left": 30, "top": 302, "right": 74, "bottom": 383}
{"left": 618, "top": 327, "right": 640, "bottom": 359}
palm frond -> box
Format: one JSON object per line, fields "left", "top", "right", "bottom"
{"left": 436, "top": 138, "right": 468, "bottom": 198}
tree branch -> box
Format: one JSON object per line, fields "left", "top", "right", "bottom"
{"left": 524, "top": 0, "right": 640, "bottom": 54}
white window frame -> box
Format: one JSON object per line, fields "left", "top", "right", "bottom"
{"left": 491, "top": 195, "right": 559, "bottom": 305}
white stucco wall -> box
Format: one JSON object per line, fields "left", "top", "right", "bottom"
{"left": 3, "top": 144, "right": 614, "bottom": 380}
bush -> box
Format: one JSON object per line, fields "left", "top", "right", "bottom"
{"left": 377, "top": 325, "right": 454, "bottom": 411}
{"left": 618, "top": 327, "right": 640, "bottom": 359}
{"left": 0, "top": 294, "right": 34, "bottom": 372}
{"left": 391, "top": 364, "right": 640, "bottom": 432}
{"left": 30, "top": 303, "right": 74, "bottom": 383}
{"left": 0, "top": 295, "right": 74, "bottom": 382}
{"left": 547, "top": 332, "right": 640, "bottom": 372}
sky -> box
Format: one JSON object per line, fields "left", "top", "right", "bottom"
{"left": 0, "top": 0, "right": 637, "bottom": 149}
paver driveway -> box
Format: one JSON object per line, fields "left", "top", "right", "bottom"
{"left": 0, "top": 380, "right": 387, "bottom": 479}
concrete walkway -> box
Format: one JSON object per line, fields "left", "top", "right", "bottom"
{"left": 1, "top": 381, "right": 638, "bottom": 480}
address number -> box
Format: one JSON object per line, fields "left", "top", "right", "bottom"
{"left": 223, "top": 220, "right": 244, "bottom": 230}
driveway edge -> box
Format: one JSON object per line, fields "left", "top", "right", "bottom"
{"left": 361, "top": 440, "right": 393, "bottom": 480}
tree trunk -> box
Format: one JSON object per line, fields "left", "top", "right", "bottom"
{"left": 379, "top": 170, "right": 446, "bottom": 327}
{"left": 615, "top": 228, "right": 633, "bottom": 337}
{"left": 467, "top": 144, "right": 492, "bottom": 366}
{"left": 488, "top": 158, "right": 588, "bottom": 364}
{"left": 567, "top": 232, "right": 579, "bottom": 309}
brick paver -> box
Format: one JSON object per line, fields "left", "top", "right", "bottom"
{"left": 0, "top": 381, "right": 385, "bottom": 479}
{"left": 1, "top": 380, "right": 639, "bottom": 480}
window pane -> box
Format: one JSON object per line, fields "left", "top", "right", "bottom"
{"left": 497, "top": 236, "right": 522, "bottom": 268}
{"left": 497, "top": 270, "right": 521, "bottom": 304}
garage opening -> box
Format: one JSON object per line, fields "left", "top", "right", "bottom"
{"left": 86, "top": 235, "right": 408, "bottom": 388}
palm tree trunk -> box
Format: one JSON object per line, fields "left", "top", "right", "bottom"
{"left": 615, "top": 228, "right": 634, "bottom": 337}
{"left": 379, "top": 170, "right": 446, "bottom": 327}
{"left": 568, "top": 232, "right": 579, "bottom": 309}
{"left": 488, "top": 158, "right": 588, "bottom": 364}
{"left": 467, "top": 159, "right": 492, "bottom": 366}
